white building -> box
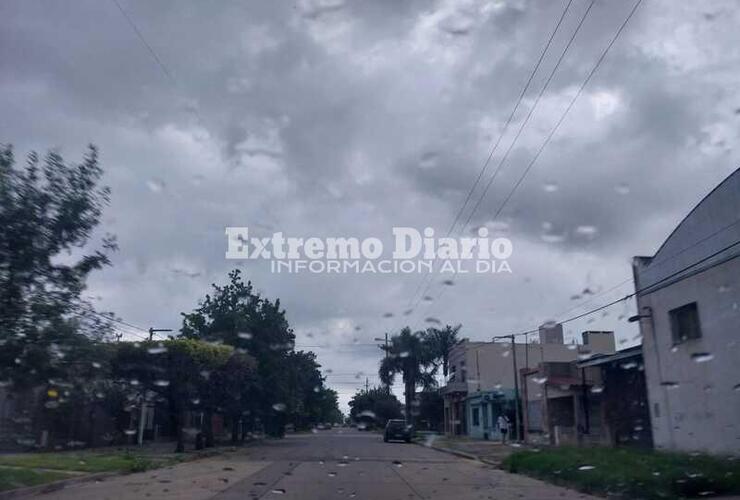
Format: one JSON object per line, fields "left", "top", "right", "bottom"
{"left": 633, "top": 167, "right": 740, "bottom": 454}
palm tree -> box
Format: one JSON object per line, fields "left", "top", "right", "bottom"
{"left": 427, "top": 324, "right": 462, "bottom": 379}
{"left": 379, "top": 327, "right": 436, "bottom": 423}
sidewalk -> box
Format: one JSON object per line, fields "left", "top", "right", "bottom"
{"left": 417, "top": 435, "right": 525, "bottom": 466}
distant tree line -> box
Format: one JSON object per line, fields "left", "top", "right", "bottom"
{"left": 0, "top": 145, "right": 342, "bottom": 452}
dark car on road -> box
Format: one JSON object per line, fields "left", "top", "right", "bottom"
{"left": 384, "top": 419, "right": 412, "bottom": 443}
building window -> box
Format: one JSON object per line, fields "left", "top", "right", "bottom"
{"left": 472, "top": 407, "right": 480, "bottom": 426}
{"left": 669, "top": 302, "right": 701, "bottom": 344}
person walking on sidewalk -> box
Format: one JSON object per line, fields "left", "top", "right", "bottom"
{"left": 497, "top": 414, "right": 510, "bottom": 444}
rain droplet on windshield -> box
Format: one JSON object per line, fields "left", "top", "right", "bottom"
{"left": 146, "top": 178, "right": 165, "bottom": 193}
{"left": 691, "top": 352, "right": 714, "bottom": 363}
{"left": 543, "top": 182, "right": 559, "bottom": 192}
{"left": 272, "top": 403, "right": 287, "bottom": 412}
{"left": 147, "top": 344, "right": 167, "bottom": 355}
{"left": 574, "top": 225, "right": 598, "bottom": 239}
{"left": 615, "top": 183, "right": 630, "bottom": 195}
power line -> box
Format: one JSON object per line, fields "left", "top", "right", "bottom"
{"left": 408, "top": 0, "right": 598, "bottom": 316}
{"left": 413, "top": 0, "right": 643, "bottom": 325}
{"left": 111, "top": 0, "right": 176, "bottom": 84}
{"left": 498, "top": 237, "right": 740, "bottom": 339}
{"left": 110, "top": 0, "right": 210, "bottom": 130}
{"left": 402, "top": 0, "right": 573, "bottom": 316}
{"left": 488, "top": 0, "right": 643, "bottom": 225}
{"left": 403, "top": 0, "right": 577, "bottom": 312}
{"left": 550, "top": 215, "right": 740, "bottom": 321}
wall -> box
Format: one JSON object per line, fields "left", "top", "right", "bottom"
{"left": 636, "top": 257, "right": 740, "bottom": 454}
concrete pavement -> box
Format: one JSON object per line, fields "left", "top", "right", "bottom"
{"left": 22, "top": 430, "right": 599, "bottom": 499}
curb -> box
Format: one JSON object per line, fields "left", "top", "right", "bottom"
{"left": 0, "top": 441, "right": 262, "bottom": 499}
{"left": 0, "top": 471, "right": 118, "bottom": 500}
{"left": 415, "top": 442, "right": 501, "bottom": 467}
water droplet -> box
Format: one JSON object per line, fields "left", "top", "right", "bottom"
{"left": 146, "top": 178, "right": 165, "bottom": 193}
{"left": 270, "top": 489, "right": 286, "bottom": 495}
{"left": 533, "top": 377, "right": 548, "bottom": 385}
{"left": 392, "top": 460, "right": 403, "bottom": 467}
{"left": 328, "top": 472, "right": 337, "bottom": 477}
{"left": 575, "top": 225, "right": 598, "bottom": 239}
{"left": 441, "top": 279, "right": 454, "bottom": 286}
{"left": 272, "top": 403, "right": 287, "bottom": 412}
{"left": 124, "top": 429, "right": 137, "bottom": 436}
{"left": 661, "top": 381, "right": 680, "bottom": 389}
{"left": 237, "top": 331, "right": 253, "bottom": 340}
{"left": 383, "top": 312, "right": 394, "bottom": 318}
{"left": 591, "top": 386, "right": 604, "bottom": 394}
{"left": 425, "top": 317, "right": 441, "bottom": 325}
{"left": 422, "top": 295, "right": 434, "bottom": 302}
{"left": 399, "top": 351, "right": 410, "bottom": 358}
{"left": 154, "top": 379, "right": 170, "bottom": 387}
{"left": 147, "top": 345, "right": 167, "bottom": 355}
{"left": 419, "top": 152, "right": 439, "bottom": 169}
{"left": 543, "top": 182, "right": 559, "bottom": 192}
{"left": 358, "top": 410, "right": 377, "bottom": 420}
{"left": 578, "top": 465, "right": 595, "bottom": 471}
{"left": 615, "top": 183, "right": 630, "bottom": 195}
{"left": 691, "top": 352, "right": 714, "bottom": 363}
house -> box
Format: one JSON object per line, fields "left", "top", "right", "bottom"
{"left": 632, "top": 167, "right": 740, "bottom": 455}
{"left": 573, "top": 346, "right": 653, "bottom": 447}
{"left": 520, "top": 345, "right": 652, "bottom": 448}
{"left": 441, "top": 326, "right": 615, "bottom": 440}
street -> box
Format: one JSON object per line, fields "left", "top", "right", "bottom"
{"left": 25, "top": 430, "right": 598, "bottom": 500}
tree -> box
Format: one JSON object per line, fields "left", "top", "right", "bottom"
{"left": 180, "top": 269, "right": 296, "bottom": 437}
{"left": 0, "top": 145, "right": 116, "bottom": 388}
{"left": 348, "top": 387, "right": 402, "bottom": 426}
{"left": 379, "top": 327, "right": 437, "bottom": 424}
{"left": 112, "top": 339, "right": 233, "bottom": 452}
{"left": 415, "top": 390, "right": 444, "bottom": 431}
{"left": 426, "top": 324, "right": 462, "bottom": 379}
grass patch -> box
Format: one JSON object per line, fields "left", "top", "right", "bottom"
{"left": 0, "top": 467, "right": 72, "bottom": 492}
{"left": 503, "top": 446, "right": 740, "bottom": 499}
{"left": 0, "top": 450, "right": 159, "bottom": 474}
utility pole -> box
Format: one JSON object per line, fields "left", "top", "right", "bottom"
{"left": 365, "top": 377, "right": 369, "bottom": 392}
{"left": 374, "top": 333, "right": 389, "bottom": 358}
{"left": 148, "top": 327, "right": 173, "bottom": 341}
{"left": 511, "top": 335, "right": 520, "bottom": 442}
{"left": 494, "top": 334, "right": 521, "bottom": 442}
{"left": 138, "top": 327, "right": 173, "bottom": 446}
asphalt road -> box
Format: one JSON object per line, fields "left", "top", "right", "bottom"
{"left": 27, "top": 429, "right": 598, "bottom": 500}
{"left": 211, "top": 429, "right": 596, "bottom": 500}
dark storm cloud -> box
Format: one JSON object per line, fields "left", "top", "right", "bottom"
{"left": 2, "top": 0, "right": 739, "bottom": 409}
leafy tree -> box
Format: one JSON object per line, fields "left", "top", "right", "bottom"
{"left": 0, "top": 145, "right": 116, "bottom": 388}
{"left": 180, "top": 269, "right": 296, "bottom": 437}
{"left": 112, "top": 339, "right": 233, "bottom": 452}
{"left": 379, "top": 327, "right": 437, "bottom": 424}
{"left": 348, "top": 386, "right": 402, "bottom": 426}
{"left": 426, "top": 324, "right": 462, "bottom": 379}
{"left": 415, "top": 389, "right": 444, "bottom": 431}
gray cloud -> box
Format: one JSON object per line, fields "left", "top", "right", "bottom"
{"left": 2, "top": 0, "right": 739, "bottom": 409}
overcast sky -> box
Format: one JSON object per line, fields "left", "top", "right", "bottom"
{"left": 2, "top": 0, "right": 739, "bottom": 411}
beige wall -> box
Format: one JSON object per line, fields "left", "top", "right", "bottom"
{"left": 447, "top": 332, "right": 615, "bottom": 395}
